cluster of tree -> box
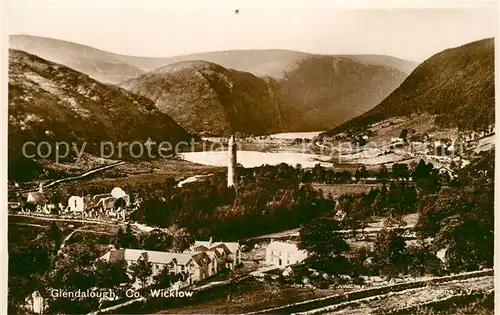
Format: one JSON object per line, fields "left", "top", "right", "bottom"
{"left": 296, "top": 218, "right": 444, "bottom": 288}
{"left": 416, "top": 151, "right": 494, "bottom": 272}
{"left": 335, "top": 182, "right": 419, "bottom": 229}
{"left": 132, "top": 163, "right": 335, "bottom": 240}
{"left": 296, "top": 150, "right": 494, "bottom": 282}
{"left": 114, "top": 224, "right": 195, "bottom": 253}
{"left": 128, "top": 160, "right": 451, "bottom": 241}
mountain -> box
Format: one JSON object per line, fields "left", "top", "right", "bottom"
{"left": 323, "top": 38, "right": 495, "bottom": 136}
{"left": 9, "top": 35, "right": 146, "bottom": 84}
{"left": 121, "top": 56, "right": 409, "bottom": 135}
{"left": 8, "top": 49, "right": 193, "bottom": 180}
{"left": 120, "top": 61, "right": 285, "bottom": 136}
{"left": 10, "top": 35, "right": 418, "bottom": 135}
{"left": 10, "top": 35, "right": 418, "bottom": 83}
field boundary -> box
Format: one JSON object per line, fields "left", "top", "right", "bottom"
{"left": 243, "top": 269, "right": 493, "bottom": 315}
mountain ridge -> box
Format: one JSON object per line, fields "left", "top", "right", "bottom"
{"left": 8, "top": 49, "right": 193, "bottom": 180}
{"left": 322, "top": 37, "right": 495, "bottom": 136}
{"left": 10, "top": 34, "right": 418, "bottom": 84}
{"left": 120, "top": 56, "right": 409, "bottom": 136}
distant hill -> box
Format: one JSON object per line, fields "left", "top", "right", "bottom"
{"left": 10, "top": 35, "right": 418, "bottom": 82}
{"left": 323, "top": 38, "right": 495, "bottom": 136}
{"left": 120, "top": 61, "right": 285, "bottom": 136}
{"left": 10, "top": 35, "right": 146, "bottom": 84}
{"left": 10, "top": 35, "right": 418, "bottom": 134}
{"left": 121, "top": 56, "right": 409, "bottom": 135}
{"left": 8, "top": 49, "right": 193, "bottom": 180}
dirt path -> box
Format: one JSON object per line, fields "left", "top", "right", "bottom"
{"left": 9, "top": 214, "right": 120, "bottom": 226}
{"left": 58, "top": 227, "right": 85, "bottom": 255}
{"left": 10, "top": 161, "right": 126, "bottom": 194}
{"left": 43, "top": 161, "right": 126, "bottom": 189}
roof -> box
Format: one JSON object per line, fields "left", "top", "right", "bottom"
{"left": 207, "top": 248, "right": 223, "bottom": 259}
{"left": 109, "top": 248, "right": 125, "bottom": 261}
{"left": 193, "top": 245, "right": 209, "bottom": 252}
{"left": 26, "top": 192, "right": 45, "bottom": 204}
{"left": 204, "top": 250, "right": 220, "bottom": 261}
{"left": 212, "top": 243, "right": 232, "bottom": 256}
{"left": 191, "top": 252, "right": 211, "bottom": 267}
{"left": 267, "top": 241, "right": 306, "bottom": 254}
{"left": 213, "top": 242, "right": 240, "bottom": 254}
{"left": 194, "top": 240, "right": 240, "bottom": 254}
{"left": 103, "top": 248, "right": 193, "bottom": 265}
{"left": 93, "top": 193, "right": 111, "bottom": 200}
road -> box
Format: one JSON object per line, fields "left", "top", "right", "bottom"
{"left": 300, "top": 276, "right": 493, "bottom": 315}
{"left": 9, "top": 213, "right": 119, "bottom": 226}
{"left": 43, "top": 161, "right": 126, "bottom": 188}
{"left": 58, "top": 227, "right": 83, "bottom": 256}
{"left": 244, "top": 270, "right": 493, "bottom": 315}
{"left": 10, "top": 161, "right": 126, "bottom": 194}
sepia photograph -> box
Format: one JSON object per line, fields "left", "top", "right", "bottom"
{"left": 4, "top": 0, "right": 497, "bottom": 314}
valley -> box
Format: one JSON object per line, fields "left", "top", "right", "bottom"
{"left": 7, "top": 19, "right": 495, "bottom": 315}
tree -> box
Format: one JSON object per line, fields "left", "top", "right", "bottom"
{"left": 116, "top": 224, "right": 138, "bottom": 248}
{"left": 141, "top": 230, "right": 173, "bottom": 252}
{"left": 129, "top": 256, "right": 153, "bottom": 288}
{"left": 298, "top": 219, "right": 350, "bottom": 269}
{"left": 47, "top": 222, "right": 62, "bottom": 252}
{"left": 354, "top": 166, "right": 369, "bottom": 181}
{"left": 399, "top": 129, "right": 409, "bottom": 140}
{"left": 377, "top": 165, "right": 389, "bottom": 182}
{"left": 171, "top": 227, "right": 194, "bottom": 253}
{"left": 95, "top": 260, "right": 130, "bottom": 289}
{"left": 372, "top": 229, "right": 408, "bottom": 278}
{"left": 153, "top": 268, "right": 177, "bottom": 287}
{"left": 407, "top": 241, "right": 444, "bottom": 277}
{"left": 391, "top": 163, "right": 410, "bottom": 180}
{"left": 114, "top": 197, "right": 126, "bottom": 210}
{"left": 421, "top": 177, "right": 494, "bottom": 272}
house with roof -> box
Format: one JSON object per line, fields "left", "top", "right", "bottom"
{"left": 91, "top": 187, "right": 131, "bottom": 219}
{"left": 190, "top": 237, "right": 242, "bottom": 269}
{"left": 26, "top": 184, "right": 46, "bottom": 207}
{"left": 99, "top": 248, "right": 211, "bottom": 287}
{"left": 265, "top": 241, "right": 308, "bottom": 267}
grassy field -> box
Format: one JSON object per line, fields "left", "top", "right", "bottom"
{"left": 152, "top": 278, "right": 341, "bottom": 314}
{"left": 8, "top": 215, "right": 120, "bottom": 251}
{"left": 387, "top": 292, "right": 493, "bottom": 315}
{"left": 10, "top": 158, "right": 223, "bottom": 196}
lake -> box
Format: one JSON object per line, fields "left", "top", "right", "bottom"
{"left": 268, "top": 131, "right": 324, "bottom": 140}
{"left": 180, "top": 150, "right": 333, "bottom": 168}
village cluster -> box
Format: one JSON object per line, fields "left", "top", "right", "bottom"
{"left": 9, "top": 184, "right": 133, "bottom": 220}
{"left": 96, "top": 238, "right": 308, "bottom": 289}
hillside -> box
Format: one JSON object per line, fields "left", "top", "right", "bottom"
{"left": 10, "top": 35, "right": 418, "bottom": 83}
{"left": 9, "top": 35, "right": 146, "bottom": 84}
{"left": 120, "top": 61, "right": 284, "bottom": 136}
{"left": 8, "top": 49, "right": 193, "bottom": 180}
{"left": 323, "top": 38, "right": 495, "bottom": 136}
{"left": 121, "top": 57, "right": 409, "bottom": 135}
{"left": 122, "top": 50, "right": 417, "bottom": 79}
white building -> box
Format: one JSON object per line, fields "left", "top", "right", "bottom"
{"left": 265, "top": 241, "right": 308, "bottom": 267}
{"left": 68, "top": 196, "right": 85, "bottom": 213}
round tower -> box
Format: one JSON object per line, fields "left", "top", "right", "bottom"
{"left": 227, "top": 134, "right": 237, "bottom": 188}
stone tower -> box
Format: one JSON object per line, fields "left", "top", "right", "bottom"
{"left": 227, "top": 134, "right": 237, "bottom": 188}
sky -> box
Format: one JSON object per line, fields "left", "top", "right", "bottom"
{"left": 5, "top": 0, "right": 498, "bottom": 62}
